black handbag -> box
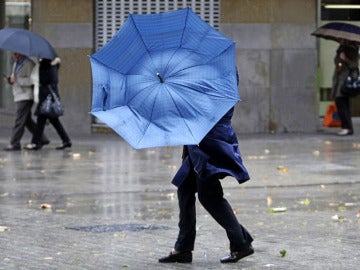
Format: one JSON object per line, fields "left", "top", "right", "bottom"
{"left": 341, "top": 68, "right": 360, "bottom": 97}
{"left": 39, "top": 86, "right": 64, "bottom": 117}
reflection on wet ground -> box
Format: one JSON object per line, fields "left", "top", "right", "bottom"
{"left": 65, "top": 224, "right": 169, "bottom": 233}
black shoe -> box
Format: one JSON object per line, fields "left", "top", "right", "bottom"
{"left": 220, "top": 245, "right": 254, "bottom": 263}
{"left": 56, "top": 142, "right": 72, "bottom": 150}
{"left": 3, "top": 144, "right": 21, "bottom": 151}
{"left": 24, "top": 143, "right": 42, "bottom": 151}
{"left": 159, "top": 251, "right": 192, "bottom": 263}
{"left": 41, "top": 139, "right": 50, "bottom": 145}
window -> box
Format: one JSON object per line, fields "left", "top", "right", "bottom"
{"left": 321, "top": 0, "right": 360, "bottom": 21}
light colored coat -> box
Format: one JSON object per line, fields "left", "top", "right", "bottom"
{"left": 10, "top": 57, "right": 35, "bottom": 102}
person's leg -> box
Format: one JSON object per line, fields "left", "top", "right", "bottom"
{"left": 28, "top": 115, "right": 47, "bottom": 148}
{"left": 197, "top": 176, "right": 253, "bottom": 252}
{"left": 9, "top": 100, "right": 32, "bottom": 148}
{"left": 174, "top": 170, "right": 197, "bottom": 252}
{"left": 48, "top": 117, "right": 71, "bottom": 148}
{"left": 25, "top": 113, "right": 50, "bottom": 145}
{"left": 335, "top": 96, "right": 353, "bottom": 133}
{"left": 159, "top": 170, "right": 196, "bottom": 263}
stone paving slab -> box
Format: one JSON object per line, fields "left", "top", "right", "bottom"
{"left": 0, "top": 126, "right": 360, "bottom": 270}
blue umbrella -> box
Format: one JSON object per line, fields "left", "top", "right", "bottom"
{"left": 90, "top": 8, "right": 240, "bottom": 149}
{"left": 0, "top": 28, "right": 56, "bottom": 60}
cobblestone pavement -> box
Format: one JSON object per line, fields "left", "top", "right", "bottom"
{"left": 0, "top": 125, "right": 359, "bottom": 270}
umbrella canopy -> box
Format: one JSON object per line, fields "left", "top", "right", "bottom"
{"left": 0, "top": 28, "right": 56, "bottom": 60}
{"left": 311, "top": 22, "right": 360, "bottom": 44}
{"left": 90, "top": 8, "right": 240, "bottom": 149}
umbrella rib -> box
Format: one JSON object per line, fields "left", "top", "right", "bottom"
{"left": 129, "top": 15, "right": 156, "bottom": 68}
{"left": 165, "top": 84, "right": 203, "bottom": 141}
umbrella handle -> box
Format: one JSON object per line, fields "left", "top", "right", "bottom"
{"left": 156, "top": 73, "right": 164, "bottom": 83}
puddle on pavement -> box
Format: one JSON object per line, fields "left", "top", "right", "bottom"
{"left": 65, "top": 223, "right": 169, "bottom": 233}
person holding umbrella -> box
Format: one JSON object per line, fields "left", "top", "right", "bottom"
{"left": 332, "top": 38, "right": 359, "bottom": 136}
{"left": 3, "top": 52, "right": 49, "bottom": 151}
{"left": 311, "top": 22, "right": 360, "bottom": 136}
{"left": 158, "top": 73, "right": 254, "bottom": 264}
{"left": 0, "top": 28, "right": 59, "bottom": 151}
{"left": 89, "top": 8, "right": 254, "bottom": 263}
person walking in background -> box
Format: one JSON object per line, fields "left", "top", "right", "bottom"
{"left": 3, "top": 53, "right": 49, "bottom": 151}
{"left": 25, "top": 57, "right": 72, "bottom": 150}
{"left": 332, "top": 39, "right": 359, "bottom": 136}
{"left": 159, "top": 106, "right": 254, "bottom": 264}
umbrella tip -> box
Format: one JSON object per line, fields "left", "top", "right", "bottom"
{"left": 156, "top": 72, "right": 165, "bottom": 83}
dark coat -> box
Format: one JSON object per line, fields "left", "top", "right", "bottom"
{"left": 172, "top": 107, "right": 250, "bottom": 187}
{"left": 332, "top": 44, "right": 359, "bottom": 98}
{"left": 35, "top": 58, "right": 61, "bottom": 115}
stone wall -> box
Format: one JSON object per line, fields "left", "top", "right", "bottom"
{"left": 31, "top": 0, "right": 93, "bottom": 134}
{"left": 222, "top": 0, "right": 318, "bottom": 133}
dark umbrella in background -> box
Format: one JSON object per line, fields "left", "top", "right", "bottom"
{"left": 311, "top": 22, "right": 360, "bottom": 44}
{"left": 0, "top": 28, "right": 56, "bottom": 60}
{"left": 90, "top": 8, "right": 240, "bottom": 149}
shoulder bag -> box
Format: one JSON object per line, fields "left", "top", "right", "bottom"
{"left": 341, "top": 68, "right": 360, "bottom": 97}
{"left": 39, "top": 85, "right": 64, "bottom": 117}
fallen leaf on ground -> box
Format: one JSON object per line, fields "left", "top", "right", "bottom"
{"left": 352, "top": 143, "right": 360, "bottom": 149}
{"left": 0, "top": 226, "right": 10, "bottom": 232}
{"left": 298, "top": 198, "right": 311, "bottom": 205}
{"left": 166, "top": 193, "right": 175, "bottom": 200}
{"left": 167, "top": 165, "right": 177, "bottom": 170}
{"left": 72, "top": 153, "right": 81, "bottom": 159}
{"left": 280, "top": 249, "right": 287, "bottom": 257}
{"left": 269, "top": 207, "right": 287, "bottom": 213}
{"left": 40, "top": 203, "right": 52, "bottom": 209}
{"left": 331, "top": 214, "right": 345, "bottom": 222}
{"left": 277, "top": 166, "right": 289, "bottom": 173}
{"left": 344, "top": 202, "right": 355, "bottom": 206}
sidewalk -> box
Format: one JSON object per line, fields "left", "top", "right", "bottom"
{"left": 0, "top": 125, "right": 359, "bottom": 269}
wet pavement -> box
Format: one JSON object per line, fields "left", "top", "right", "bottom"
{"left": 0, "top": 124, "right": 360, "bottom": 270}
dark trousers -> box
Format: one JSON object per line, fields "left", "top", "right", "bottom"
{"left": 32, "top": 115, "right": 70, "bottom": 145}
{"left": 174, "top": 170, "right": 253, "bottom": 252}
{"left": 335, "top": 96, "right": 353, "bottom": 131}
{"left": 10, "top": 100, "right": 48, "bottom": 147}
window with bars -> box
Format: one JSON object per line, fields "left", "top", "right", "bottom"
{"left": 95, "top": 0, "right": 221, "bottom": 50}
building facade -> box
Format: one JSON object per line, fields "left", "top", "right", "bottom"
{"left": 1, "top": 0, "right": 358, "bottom": 136}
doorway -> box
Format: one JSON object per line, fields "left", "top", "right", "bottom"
{"left": 317, "top": 0, "right": 360, "bottom": 116}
